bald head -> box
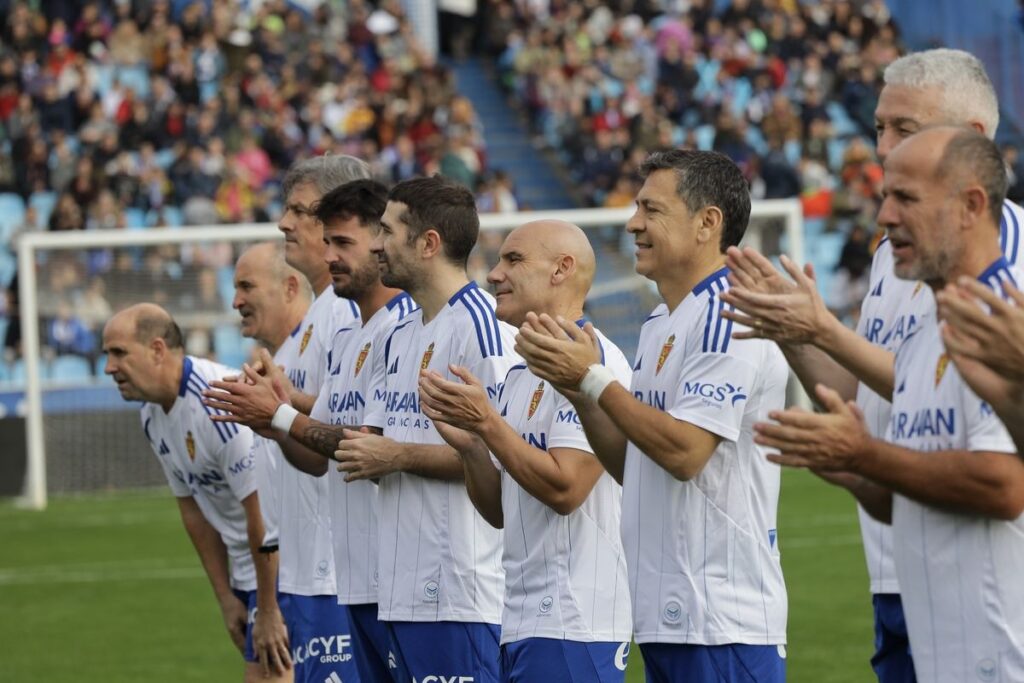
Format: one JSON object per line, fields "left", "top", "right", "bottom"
{"left": 234, "top": 241, "right": 311, "bottom": 349}
{"left": 103, "top": 303, "right": 184, "bottom": 406}
{"left": 110, "top": 303, "right": 184, "bottom": 349}
{"left": 489, "top": 220, "right": 596, "bottom": 326}
{"left": 514, "top": 220, "right": 596, "bottom": 290}
{"left": 888, "top": 126, "right": 1007, "bottom": 225}
{"left": 880, "top": 126, "right": 1007, "bottom": 286}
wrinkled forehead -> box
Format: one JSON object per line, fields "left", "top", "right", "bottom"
{"left": 875, "top": 84, "right": 946, "bottom": 126}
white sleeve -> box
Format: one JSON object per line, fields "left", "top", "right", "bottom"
{"left": 465, "top": 324, "right": 520, "bottom": 403}
{"left": 547, "top": 342, "right": 632, "bottom": 453}
{"left": 142, "top": 412, "right": 191, "bottom": 497}
{"left": 966, "top": 394, "right": 1017, "bottom": 455}
{"left": 667, "top": 348, "right": 759, "bottom": 443}
{"left": 215, "top": 426, "right": 258, "bottom": 502}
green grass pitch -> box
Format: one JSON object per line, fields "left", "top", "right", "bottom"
{"left": 1, "top": 469, "right": 873, "bottom": 681}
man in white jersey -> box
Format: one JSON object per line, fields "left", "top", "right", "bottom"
{"left": 937, "top": 278, "right": 1024, "bottom": 452}
{"left": 333, "top": 176, "right": 517, "bottom": 682}
{"left": 718, "top": 49, "right": 1024, "bottom": 683}
{"left": 516, "top": 151, "right": 790, "bottom": 682}
{"left": 101, "top": 304, "right": 285, "bottom": 682}
{"left": 207, "top": 180, "right": 414, "bottom": 681}
{"left": 756, "top": 127, "right": 1024, "bottom": 683}
{"left": 213, "top": 155, "right": 368, "bottom": 683}
{"left": 417, "top": 219, "right": 633, "bottom": 683}
{"left": 230, "top": 241, "right": 313, "bottom": 677}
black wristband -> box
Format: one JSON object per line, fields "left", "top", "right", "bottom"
{"left": 258, "top": 544, "right": 279, "bottom": 554}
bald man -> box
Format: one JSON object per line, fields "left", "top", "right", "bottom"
{"left": 755, "top": 128, "right": 1024, "bottom": 682}
{"left": 101, "top": 305, "right": 287, "bottom": 681}
{"left": 418, "top": 220, "right": 633, "bottom": 682}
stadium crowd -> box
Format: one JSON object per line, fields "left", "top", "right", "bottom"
{"left": 0, "top": 0, "right": 491, "bottom": 365}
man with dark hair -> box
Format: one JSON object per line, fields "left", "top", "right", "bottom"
{"left": 101, "top": 304, "right": 286, "bottom": 682}
{"left": 205, "top": 179, "right": 414, "bottom": 681}
{"left": 330, "top": 175, "right": 517, "bottom": 681}
{"left": 515, "top": 151, "right": 790, "bottom": 682}
{"left": 756, "top": 127, "right": 1024, "bottom": 683}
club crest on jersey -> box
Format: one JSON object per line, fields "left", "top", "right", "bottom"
{"left": 420, "top": 342, "right": 435, "bottom": 370}
{"left": 656, "top": 334, "right": 675, "bottom": 374}
{"left": 912, "top": 281, "right": 924, "bottom": 297}
{"left": 185, "top": 431, "right": 196, "bottom": 461}
{"left": 354, "top": 342, "right": 371, "bottom": 376}
{"left": 299, "top": 324, "right": 314, "bottom": 355}
{"left": 528, "top": 381, "right": 545, "bottom": 419}
{"left": 935, "top": 352, "right": 951, "bottom": 387}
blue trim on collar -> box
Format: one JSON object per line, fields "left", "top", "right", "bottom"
{"left": 177, "top": 356, "right": 193, "bottom": 397}
{"left": 978, "top": 256, "right": 1012, "bottom": 286}
{"left": 448, "top": 281, "right": 478, "bottom": 306}
{"left": 386, "top": 292, "right": 412, "bottom": 311}
{"left": 289, "top": 322, "right": 302, "bottom": 338}
{"left": 692, "top": 266, "right": 730, "bottom": 297}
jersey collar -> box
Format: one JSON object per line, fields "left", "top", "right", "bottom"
{"left": 692, "top": 266, "right": 731, "bottom": 298}
{"left": 448, "top": 280, "right": 479, "bottom": 306}
{"left": 977, "top": 256, "right": 1015, "bottom": 291}
{"left": 177, "top": 356, "right": 193, "bottom": 398}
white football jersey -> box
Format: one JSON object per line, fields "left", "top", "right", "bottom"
{"left": 275, "top": 286, "right": 360, "bottom": 596}
{"left": 363, "top": 282, "right": 519, "bottom": 623}
{"left": 141, "top": 356, "right": 259, "bottom": 590}
{"left": 888, "top": 259, "right": 1024, "bottom": 683}
{"left": 855, "top": 199, "right": 1024, "bottom": 595}
{"left": 621, "top": 267, "right": 789, "bottom": 645}
{"left": 495, "top": 324, "right": 633, "bottom": 645}
{"left": 309, "top": 292, "right": 416, "bottom": 604}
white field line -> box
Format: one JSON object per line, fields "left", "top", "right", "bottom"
{"left": 0, "top": 558, "right": 203, "bottom": 586}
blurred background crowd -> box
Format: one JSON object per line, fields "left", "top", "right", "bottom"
{"left": 1, "top": 0, "right": 1023, "bottom": 379}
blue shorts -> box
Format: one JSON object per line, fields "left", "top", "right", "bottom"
{"left": 500, "top": 638, "right": 629, "bottom": 683}
{"left": 872, "top": 594, "right": 916, "bottom": 683}
{"left": 386, "top": 620, "right": 500, "bottom": 683}
{"left": 347, "top": 603, "right": 391, "bottom": 682}
{"left": 280, "top": 593, "right": 361, "bottom": 683}
{"left": 231, "top": 588, "right": 258, "bottom": 663}
{"left": 639, "top": 643, "right": 786, "bottom": 683}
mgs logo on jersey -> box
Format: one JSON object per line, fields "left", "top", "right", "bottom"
{"left": 527, "top": 381, "right": 545, "bottom": 419}
{"left": 353, "top": 342, "right": 371, "bottom": 376}
{"left": 300, "top": 324, "right": 314, "bottom": 355}
{"left": 682, "top": 381, "right": 747, "bottom": 407}
{"left": 185, "top": 431, "right": 196, "bottom": 461}
{"left": 420, "top": 342, "right": 435, "bottom": 370}
{"left": 656, "top": 334, "right": 675, "bottom": 374}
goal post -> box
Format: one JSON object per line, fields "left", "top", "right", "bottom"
{"left": 15, "top": 201, "right": 803, "bottom": 509}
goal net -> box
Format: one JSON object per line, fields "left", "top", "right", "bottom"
{"left": 12, "top": 201, "right": 802, "bottom": 508}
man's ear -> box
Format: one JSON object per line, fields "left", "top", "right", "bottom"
{"left": 420, "top": 229, "right": 443, "bottom": 259}
{"left": 697, "top": 206, "right": 724, "bottom": 246}
{"left": 551, "top": 254, "right": 576, "bottom": 285}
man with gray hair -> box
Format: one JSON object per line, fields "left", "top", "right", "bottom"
{"left": 258, "top": 155, "right": 372, "bottom": 683}
{"left": 755, "top": 126, "right": 1024, "bottom": 683}
{"left": 719, "top": 49, "right": 1024, "bottom": 682}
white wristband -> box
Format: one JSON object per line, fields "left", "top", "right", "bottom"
{"left": 579, "top": 363, "right": 615, "bottom": 403}
{"left": 270, "top": 403, "right": 299, "bottom": 435}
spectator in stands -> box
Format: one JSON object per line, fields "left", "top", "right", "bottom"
{"left": 48, "top": 300, "right": 95, "bottom": 360}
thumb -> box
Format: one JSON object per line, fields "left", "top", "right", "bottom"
{"left": 815, "top": 383, "right": 846, "bottom": 414}
{"left": 449, "top": 364, "right": 480, "bottom": 387}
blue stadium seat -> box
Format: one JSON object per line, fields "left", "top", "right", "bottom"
{"left": 213, "top": 324, "right": 253, "bottom": 370}
{"left": 93, "top": 63, "right": 116, "bottom": 98}
{"left": 217, "top": 266, "right": 236, "bottom": 308}
{"left": 29, "top": 191, "right": 57, "bottom": 227}
{"left": 10, "top": 359, "right": 27, "bottom": 385}
{"left": 50, "top": 355, "right": 94, "bottom": 384}
{"left": 152, "top": 206, "right": 184, "bottom": 227}
{"left": 827, "top": 138, "right": 850, "bottom": 171}
{"left": 826, "top": 102, "right": 859, "bottom": 138}
{"left": 94, "top": 354, "right": 107, "bottom": 376}
{"left": 0, "top": 249, "right": 16, "bottom": 288}
{"left": 0, "top": 193, "right": 26, "bottom": 237}
{"left": 694, "top": 125, "right": 716, "bottom": 152}
{"left": 0, "top": 360, "right": 9, "bottom": 384}
{"left": 124, "top": 208, "right": 149, "bottom": 230}
{"left": 115, "top": 64, "right": 151, "bottom": 99}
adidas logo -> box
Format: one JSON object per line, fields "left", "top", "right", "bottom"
{"left": 324, "top": 673, "right": 343, "bottom": 683}
{"left": 388, "top": 651, "right": 398, "bottom": 670}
